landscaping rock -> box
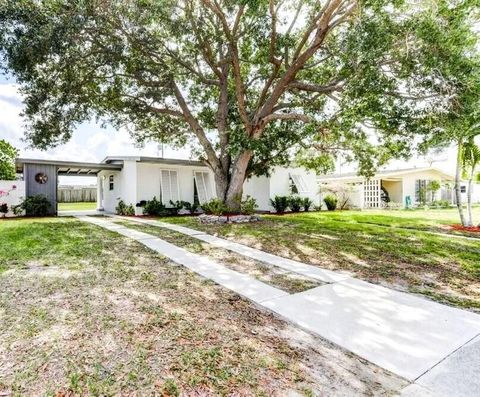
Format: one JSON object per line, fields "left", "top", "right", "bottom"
{"left": 198, "top": 214, "right": 262, "bottom": 224}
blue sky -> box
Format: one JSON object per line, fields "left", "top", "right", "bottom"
{"left": 1, "top": 74, "right": 456, "bottom": 185}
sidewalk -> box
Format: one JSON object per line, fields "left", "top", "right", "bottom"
{"left": 79, "top": 215, "right": 480, "bottom": 395}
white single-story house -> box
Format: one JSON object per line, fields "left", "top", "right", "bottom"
{"left": 14, "top": 156, "right": 319, "bottom": 214}
{"left": 98, "top": 156, "right": 319, "bottom": 214}
{"left": 317, "top": 167, "right": 479, "bottom": 209}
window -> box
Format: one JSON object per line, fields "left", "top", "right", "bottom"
{"left": 460, "top": 185, "right": 467, "bottom": 193}
{"left": 194, "top": 171, "right": 214, "bottom": 204}
{"left": 109, "top": 175, "right": 114, "bottom": 191}
{"left": 415, "top": 179, "right": 429, "bottom": 203}
{"left": 290, "top": 174, "right": 308, "bottom": 193}
{"left": 160, "top": 169, "right": 179, "bottom": 205}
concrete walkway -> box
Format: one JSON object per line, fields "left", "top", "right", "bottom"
{"left": 114, "top": 216, "right": 350, "bottom": 284}
{"left": 79, "top": 215, "right": 480, "bottom": 395}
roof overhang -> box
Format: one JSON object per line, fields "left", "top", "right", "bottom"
{"left": 16, "top": 158, "right": 123, "bottom": 176}
{"left": 318, "top": 167, "right": 456, "bottom": 183}
{"left": 102, "top": 156, "right": 206, "bottom": 167}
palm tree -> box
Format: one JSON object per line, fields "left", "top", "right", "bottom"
{"left": 461, "top": 135, "right": 480, "bottom": 226}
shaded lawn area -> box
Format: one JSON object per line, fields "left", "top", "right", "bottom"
{"left": 57, "top": 202, "right": 96, "bottom": 211}
{"left": 0, "top": 218, "right": 404, "bottom": 396}
{"left": 161, "top": 211, "right": 480, "bottom": 311}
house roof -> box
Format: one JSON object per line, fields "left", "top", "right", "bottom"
{"left": 15, "top": 158, "right": 122, "bottom": 176}
{"left": 318, "top": 167, "right": 456, "bottom": 182}
{"left": 101, "top": 156, "right": 206, "bottom": 167}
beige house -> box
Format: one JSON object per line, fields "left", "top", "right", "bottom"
{"left": 317, "top": 167, "right": 477, "bottom": 209}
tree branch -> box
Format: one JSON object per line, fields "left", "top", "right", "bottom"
{"left": 171, "top": 80, "right": 221, "bottom": 170}
{"left": 263, "top": 112, "right": 313, "bottom": 124}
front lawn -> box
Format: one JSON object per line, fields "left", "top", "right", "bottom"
{"left": 0, "top": 218, "right": 403, "bottom": 396}
{"left": 162, "top": 209, "right": 480, "bottom": 311}
{"left": 311, "top": 207, "right": 480, "bottom": 234}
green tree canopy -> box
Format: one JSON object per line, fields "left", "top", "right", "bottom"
{"left": 0, "top": 139, "right": 18, "bottom": 180}
{"left": 0, "top": 0, "right": 477, "bottom": 207}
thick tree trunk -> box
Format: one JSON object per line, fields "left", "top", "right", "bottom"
{"left": 214, "top": 171, "right": 229, "bottom": 202}
{"left": 455, "top": 138, "right": 467, "bottom": 226}
{"left": 224, "top": 150, "right": 253, "bottom": 211}
{"left": 210, "top": 150, "right": 252, "bottom": 212}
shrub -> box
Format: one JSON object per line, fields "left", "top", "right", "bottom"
{"left": 143, "top": 196, "right": 167, "bottom": 216}
{"left": 0, "top": 202, "right": 8, "bottom": 217}
{"left": 302, "top": 197, "right": 313, "bottom": 212}
{"left": 323, "top": 194, "right": 338, "bottom": 211}
{"left": 182, "top": 201, "right": 199, "bottom": 214}
{"left": 241, "top": 195, "right": 258, "bottom": 215}
{"left": 201, "top": 198, "right": 227, "bottom": 215}
{"left": 116, "top": 200, "right": 135, "bottom": 216}
{"left": 13, "top": 195, "right": 51, "bottom": 216}
{"left": 270, "top": 195, "right": 289, "bottom": 213}
{"left": 431, "top": 199, "right": 450, "bottom": 209}
{"left": 169, "top": 200, "right": 184, "bottom": 214}
{"left": 313, "top": 204, "right": 323, "bottom": 211}
{"left": 288, "top": 195, "right": 303, "bottom": 212}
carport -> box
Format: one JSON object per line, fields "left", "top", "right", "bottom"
{"left": 15, "top": 158, "right": 123, "bottom": 215}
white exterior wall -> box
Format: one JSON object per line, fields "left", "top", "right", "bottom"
{"left": 347, "top": 183, "right": 364, "bottom": 209}
{"left": 269, "top": 167, "right": 320, "bottom": 210}
{"left": 243, "top": 175, "right": 271, "bottom": 211}
{"left": 135, "top": 162, "right": 214, "bottom": 215}
{"left": 0, "top": 180, "right": 25, "bottom": 217}
{"left": 98, "top": 161, "right": 318, "bottom": 214}
{"left": 98, "top": 170, "right": 122, "bottom": 213}
{"left": 460, "top": 182, "right": 480, "bottom": 204}
{"left": 120, "top": 160, "right": 138, "bottom": 208}
{"left": 402, "top": 170, "right": 445, "bottom": 205}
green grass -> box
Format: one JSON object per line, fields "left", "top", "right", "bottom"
{"left": 308, "top": 207, "right": 480, "bottom": 234}
{"left": 160, "top": 209, "right": 480, "bottom": 310}
{"left": 0, "top": 217, "right": 403, "bottom": 395}
{"left": 57, "top": 202, "right": 96, "bottom": 211}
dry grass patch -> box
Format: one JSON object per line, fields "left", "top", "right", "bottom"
{"left": 114, "top": 219, "right": 322, "bottom": 294}
{"left": 0, "top": 218, "right": 405, "bottom": 396}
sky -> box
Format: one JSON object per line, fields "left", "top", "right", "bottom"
{"left": 0, "top": 74, "right": 457, "bottom": 185}
{"left": 0, "top": 75, "right": 191, "bottom": 185}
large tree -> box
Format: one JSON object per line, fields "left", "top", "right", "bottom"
{"left": 414, "top": 0, "right": 479, "bottom": 225}
{"left": 0, "top": 0, "right": 469, "bottom": 208}
{"left": 0, "top": 139, "right": 18, "bottom": 180}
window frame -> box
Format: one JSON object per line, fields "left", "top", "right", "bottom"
{"left": 289, "top": 174, "right": 309, "bottom": 194}
{"left": 194, "top": 171, "right": 214, "bottom": 204}
{"left": 160, "top": 169, "right": 180, "bottom": 206}
{"left": 109, "top": 175, "right": 114, "bottom": 191}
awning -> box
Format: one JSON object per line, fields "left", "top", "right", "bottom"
{"left": 16, "top": 158, "right": 123, "bottom": 176}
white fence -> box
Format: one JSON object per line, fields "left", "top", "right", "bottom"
{"left": 0, "top": 180, "right": 25, "bottom": 217}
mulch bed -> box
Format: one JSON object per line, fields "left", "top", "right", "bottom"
{"left": 451, "top": 224, "right": 480, "bottom": 233}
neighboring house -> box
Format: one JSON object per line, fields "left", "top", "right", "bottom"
{"left": 15, "top": 156, "right": 318, "bottom": 214}
{"left": 98, "top": 156, "right": 319, "bottom": 214}
{"left": 317, "top": 167, "right": 479, "bottom": 209}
